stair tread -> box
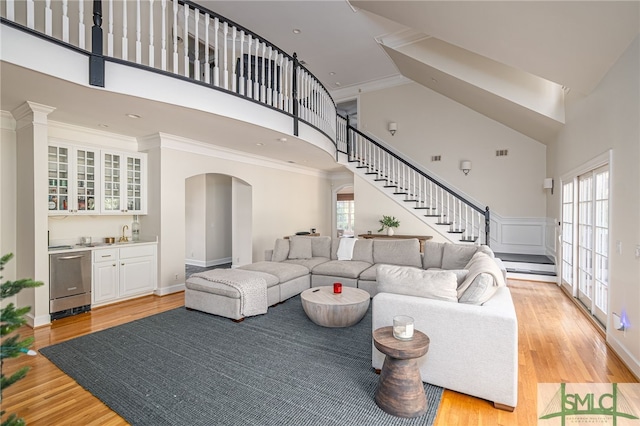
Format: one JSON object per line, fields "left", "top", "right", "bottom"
{"left": 495, "top": 253, "right": 555, "bottom": 265}
{"left": 506, "top": 268, "right": 557, "bottom": 276}
{"left": 414, "top": 207, "right": 436, "bottom": 209}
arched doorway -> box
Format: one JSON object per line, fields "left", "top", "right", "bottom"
{"left": 184, "top": 173, "right": 252, "bottom": 276}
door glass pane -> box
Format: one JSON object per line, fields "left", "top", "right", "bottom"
{"left": 561, "top": 181, "right": 574, "bottom": 286}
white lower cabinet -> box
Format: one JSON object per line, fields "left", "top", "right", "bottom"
{"left": 92, "top": 244, "right": 157, "bottom": 306}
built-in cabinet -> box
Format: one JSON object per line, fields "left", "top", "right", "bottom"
{"left": 48, "top": 140, "right": 147, "bottom": 216}
{"left": 92, "top": 244, "right": 157, "bottom": 306}
{"left": 48, "top": 143, "right": 100, "bottom": 215}
{"left": 101, "top": 151, "right": 147, "bottom": 214}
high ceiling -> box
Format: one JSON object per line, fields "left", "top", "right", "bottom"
{"left": 2, "top": 1, "right": 638, "bottom": 166}
{"left": 207, "top": 0, "right": 639, "bottom": 142}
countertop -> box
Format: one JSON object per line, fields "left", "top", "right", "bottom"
{"left": 48, "top": 239, "right": 157, "bottom": 254}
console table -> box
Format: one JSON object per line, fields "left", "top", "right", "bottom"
{"left": 357, "top": 234, "right": 433, "bottom": 253}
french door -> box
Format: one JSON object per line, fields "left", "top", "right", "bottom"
{"left": 561, "top": 164, "right": 610, "bottom": 326}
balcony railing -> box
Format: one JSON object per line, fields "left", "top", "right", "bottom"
{"left": 1, "top": 0, "right": 336, "bottom": 143}
{"left": 2, "top": 0, "right": 490, "bottom": 245}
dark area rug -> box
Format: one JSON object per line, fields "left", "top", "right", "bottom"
{"left": 41, "top": 296, "right": 443, "bottom": 425}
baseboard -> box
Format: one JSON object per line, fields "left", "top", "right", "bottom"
{"left": 155, "top": 283, "right": 185, "bottom": 296}
{"left": 607, "top": 332, "right": 640, "bottom": 381}
{"left": 25, "top": 312, "right": 51, "bottom": 328}
{"left": 185, "top": 257, "right": 232, "bottom": 268}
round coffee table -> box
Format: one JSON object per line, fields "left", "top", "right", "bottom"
{"left": 373, "top": 326, "right": 430, "bottom": 418}
{"left": 300, "top": 286, "right": 370, "bottom": 327}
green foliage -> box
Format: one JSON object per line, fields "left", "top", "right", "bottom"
{"left": 377, "top": 215, "right": 400, "bottom": 232}
{"left": 1, "top": 253, "right": 44, "bottom": 425}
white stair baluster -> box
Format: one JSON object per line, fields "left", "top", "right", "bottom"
{"left": 246, "top": 35, "right": 252, "bottom": 98}
{"left": 136, "top": 0, "right": 141, "bottom": 63}
{"left": 121, "top": 0, "right": 127, "bottom": 60}
{"left": 204, "top": 14, "right": 210, "bottom": 83}
{"left": 253, "top": 40, "right": 260, "bottom": 100}
{"left": 223, "top": 21, "right": 229, "bottom": 89}
{"left": 45, "top": 0, "right": 52, "bottom": 36}
{"left": 231, "top": 26, "right": 237, "bottom": 92}
{"left": 193, "top": 10, "right": 200, "bottom": 81}
{"left": 160, "top": 0, "right": 166, "bottom": 70}
{"left": 267, "top": 47, "right": 273, "bottom": 105}
{"left": 62, "top": 0, "right": 69, "bottom": 42}
{"left": 148, "top": 0, "right": 155, "bottom": 68}
{"left": 78, "top": 0, "right": 85, "bottom": 49}
{"left": 183, "top": 5, "right": 189, "bottom": 77}
{"left": 27, "top": 0, "right": 35, "bottom": 29}
{"left": 172, "top": 0, "right": 178, "bottom": 73}
{"left": 213, "top": 17, "right": 220, "bottom": 86}
{"left": 239, "top": 31, "right": 245, "bottom": 95}
{"left": 108, "top": 0, "right": 114, "bottom": 56}
{"left": 6, "top": 0, "right": 14, "bottom": 21}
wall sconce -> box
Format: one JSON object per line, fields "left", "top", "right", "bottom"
{"left": 460, "top": 160, "right": 472, "bottom": 175}
{"left": 388, "top": 122, "right": 397, "bottom": 136}
{"left": 543, "top": 178, "right": 554, "bottom": 194}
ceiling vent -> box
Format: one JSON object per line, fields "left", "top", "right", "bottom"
{"left": 496, "top": 149, "right": 509, "bottom": 157}
{"left": 431, "top": 155, "right": 441, "bottom": 162}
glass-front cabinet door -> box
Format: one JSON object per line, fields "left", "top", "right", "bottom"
{"left": 48, "top": 145, "right": 71, "bottom": 214}
{"left": 102, "top": 152, "right": 122, "bottom": 213}
{"left": 48, "top": 143, "right": 99, "bottom": 215}
{"left": 101, "top": 151, "right": 147, "bottom": 214}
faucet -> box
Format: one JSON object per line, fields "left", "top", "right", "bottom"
{"left": 120, "top": 225, "right": 129, "bottom": 242}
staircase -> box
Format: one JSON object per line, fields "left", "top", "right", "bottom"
{"left": 336, "top": 116, "right": 489, "bottom": 246}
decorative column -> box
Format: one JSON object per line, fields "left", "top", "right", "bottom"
{"left": 11, "top": 101, "right": 56, "bottom": 327}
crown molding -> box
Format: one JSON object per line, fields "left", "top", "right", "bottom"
{"left": 331, "top": 73, "right": 413, "bottom": 103}
{"left": 48, "top": 120, "right": 138, "bottom": 144}
{"left": 0, "top": 111, "right": 16, "bottom": 131}
{"left": 11, "top": 101, "right": 56, "bottom": 129}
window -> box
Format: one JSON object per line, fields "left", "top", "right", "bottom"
{"left": 336, "top": 193, "right": 354, "bottom": 237}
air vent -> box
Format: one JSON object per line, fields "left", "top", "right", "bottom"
{"left": 431, "top": 155, "right": 441, "bottom": 162}
{"left": 496, "top": 149, "right": 509, "bottom": 157}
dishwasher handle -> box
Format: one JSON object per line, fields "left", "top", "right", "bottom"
{"left": 57, "top": 255, "right": 84, "bottom": 260}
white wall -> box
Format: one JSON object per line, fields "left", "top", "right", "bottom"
{"left": 140, "top": 133, "right": 333, "bottom": 292}
{"left": 359, "top": 82, "right": 547, "bottom": 218}
{"left": 0, "top": 113, "right": 17, "bottom": 307}
{"left": 185, "top": 175, "right": 207, "bottom": 264}
{"left": 547, "top": 36, "right": 640, "bottom": 377}
{"left": 354, "top": 174, "right": 448, "bottom": 243}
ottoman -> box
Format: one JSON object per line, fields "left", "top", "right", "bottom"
{"left": 185, "top": 269, "right": 279, "bottom": 321}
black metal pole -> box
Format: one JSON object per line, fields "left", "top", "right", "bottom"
{"left": 89, "top": 0, "right": 105, "bottom": 87}
{"left": 485, "top": 206, "right": 491, "bottom": 247}
{"left": 346, "top": 115, "right": 351, "bottom": 159}
{"left": 292, "top": 52, "right": 299, "bottom": 137}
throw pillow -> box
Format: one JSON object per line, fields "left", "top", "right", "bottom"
{"left": 458, "top": 273, "right": 498, "bottom": 305}
{"left": 442, "top": 243, "right": 479, "bottom": 270}
{"left": 288, "top": 237, "right": 312, "bottom": 259}
{"left": 272, "top": 239, "right": 289, "bottom": 262}
{"left": 377, "top": 264, "right": 458, "bottom": 303}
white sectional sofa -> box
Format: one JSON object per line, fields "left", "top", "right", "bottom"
{"left": 189, "top": 235, "right": 517, "bottom": 410}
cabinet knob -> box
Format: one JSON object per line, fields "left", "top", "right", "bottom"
{"left": 112, "top": 264, "right": 116, "bottom": 267}
{"left": 121, "top": 263, "right": 125, "bottom": 266}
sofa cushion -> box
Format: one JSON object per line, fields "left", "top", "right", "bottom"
{"left": 442, "top": 243, "right": 479, "bottom": 270}
{"left": 311, "top": 260, "right": 372, "bottom": 279}
{"left": 358, "top": 264, "right": 379, "bottom": 281}
{"left": 239, "top": 261, "right": 309, "bottom": 283}
{"left": 283, "top": 257, "right": 330, "bottom": 270}
{"left": 423, "top": 241, "right": 445, "bottom": 269}
{"left": 186, "top": 270, "right": 279, "bottom": 299}
{"left": 373, "top": 239, "right": 421, "bottom": 268}
{"left": 377, "top": 264, "right": 458, "bottom": 303}
{"left": 288, "top": 237, "right": 312, "bottom": 259}
{"left": 272, "top": 239, "right": 290, "bottom": 262}
{"left": 353, "top": 239, "right": 374, "bottom": 263}
{"left": 458, "top": 273, "right": 497, "bottom": 305}
{"left": 311, "top": 236, "right": 332, "bottom": 259}
{"left": 457, "top": 252, "right": 507, "bottom": 299}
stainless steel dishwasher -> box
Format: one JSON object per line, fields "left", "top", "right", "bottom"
{"left": 49, "top": 251, "right": 91, "bottom": 320}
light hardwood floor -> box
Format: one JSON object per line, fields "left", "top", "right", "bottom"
{"left": 2, "top": 280, "right": 637, "bottom": 425}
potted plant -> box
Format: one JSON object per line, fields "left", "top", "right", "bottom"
{"left": 378, "top": 215, "right": 400, "bottom": 236}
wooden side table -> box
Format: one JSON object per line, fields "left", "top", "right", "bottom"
{"left": 373, "top": 326, "right": 430, "bottom": 418}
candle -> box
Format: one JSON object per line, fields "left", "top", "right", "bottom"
{"left": 393, "top": 315, "right": 414, "bottom": 341}
{"left": 333, "top": 282, "right": 342, "bottom": 294}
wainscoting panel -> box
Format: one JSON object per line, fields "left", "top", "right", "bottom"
{"left": 489, "top": 215, "right": 550, "bottom": 255}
